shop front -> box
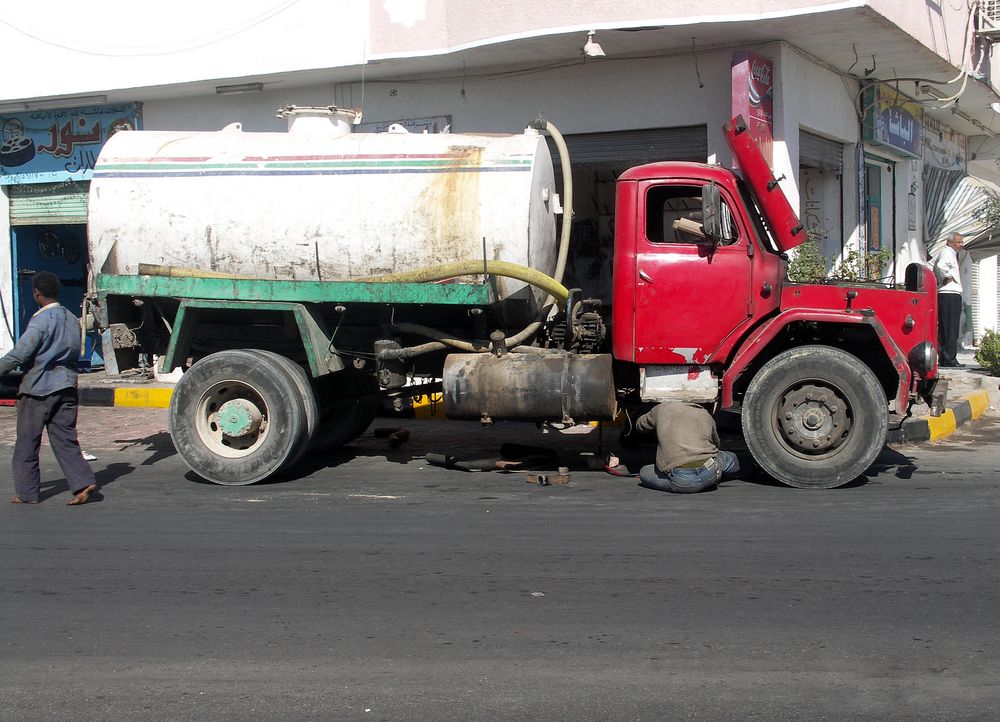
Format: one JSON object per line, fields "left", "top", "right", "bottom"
{"left": 0, "top": 103, "right": 141, "bottom": 362}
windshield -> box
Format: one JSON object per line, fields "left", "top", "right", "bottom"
{"left": 737, "top": 177, "right": 781, "bottom": 255}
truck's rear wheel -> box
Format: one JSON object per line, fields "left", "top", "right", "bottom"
{"left": 169, "top": 350, "right": 306, "bottom": 485}
{"left": 245, "top": 350, "right": 318, "bottom": 470}
{"left": 741, "top": 345, "right": 888, "bottom": 489}
{"left": 309, "top": 374, "right": 379, "bottom": 453}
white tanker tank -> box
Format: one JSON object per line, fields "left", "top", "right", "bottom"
{"left": 88, "top": 106, "right": 559, "bottom": 302}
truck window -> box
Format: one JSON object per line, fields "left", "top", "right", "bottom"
{"left": 645, "top": 184, "right": 738, "bottom": 245}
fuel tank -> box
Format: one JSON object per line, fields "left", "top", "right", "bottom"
{"left": 442, "top": 352, "right": 617, "bottom": 423}
{"left": 88, "top": 107, "right": 558, "bottom": 302}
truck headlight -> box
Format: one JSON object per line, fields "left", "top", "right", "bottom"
{"left": 907, "top": 341, "right": 937, "bottom": 374}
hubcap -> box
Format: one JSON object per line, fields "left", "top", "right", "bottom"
{"left": 217, "top": 398, "right": 263, "bottom": 438}
{"left": 195, "top": 381, "right": 270, "bottom": 457}
{"left": 776, "top": 382, "right": 852, "bottom": 456}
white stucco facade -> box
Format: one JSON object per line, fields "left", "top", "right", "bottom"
{"left": 1, "top": 1, "right": 999, "bottom": 353}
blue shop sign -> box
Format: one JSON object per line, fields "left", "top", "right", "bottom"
{"left": 862, "top": 85, "right": 922, "bottom": 158}
{"left": 0, "top": 103, "right": 142, "bottom": 185}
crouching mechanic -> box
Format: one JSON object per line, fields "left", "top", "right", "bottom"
{"left": 634, "top": 401, "right": 740, "bottom": 494}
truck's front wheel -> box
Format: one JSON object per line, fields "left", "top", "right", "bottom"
{"left": 169, "top": 350, "right": 307, "bottom": 485}
{"left": 741, "top": 345, "right": 888, "bottom": 489}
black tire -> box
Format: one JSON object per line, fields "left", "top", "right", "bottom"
{"left": 741, "top": 345, "right": 888, "bottom": 489}
{"left": 309, "top": 373, "right": 379, "bottom": 453}
{"left": 168, "top": 350, "right": 306, "bottom": 485}
{"left": 246, "top": 350, "right": 319, "bottom": 470}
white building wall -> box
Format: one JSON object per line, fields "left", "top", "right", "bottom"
{"left": 143, "top": 50, "right": 732, "bottom": 138}
{"left": 0, "top": 2, "right": 987, "bottom": 351}
{"left": 893, "top": 159, "right": 924, "bottom": 282}
{"left": 0, "top": 2, "right": 369, "bottom": 101}
{"left": 977, "top": 255, "right": 998, "bottom": 338}
{"left": 1, "top": 1, "right": 992, "bottom": 107}
{"left": 0, "top": 41, "right": 878, "bottom": 353}
{"left": 774, "top": 42, "right": 861, "bottom": 267}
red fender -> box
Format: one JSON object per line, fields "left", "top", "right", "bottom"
{"left": 721, "top": 310, "right": 911, "bottom": 411}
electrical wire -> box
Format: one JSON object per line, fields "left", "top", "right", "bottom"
{"left": 0, "top": 1, "right": 301, "bottom": 58}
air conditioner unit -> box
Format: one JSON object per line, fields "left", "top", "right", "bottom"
{"left": 983, "top": 0, "right": 1000, "bottom": 24}
{"left": 979, "top": 0, "right": 1000, "bottom": 41}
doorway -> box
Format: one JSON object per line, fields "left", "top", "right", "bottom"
{"left": 11, "top": 223, "right": 98, "bottom": 366}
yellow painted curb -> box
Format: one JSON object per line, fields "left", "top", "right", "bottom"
{"left": 966, "top": 390, "right": 989, "bottom": 420}
{"left": 114, "top": 387, "right": 173, "bottom": 408}
{"left": 926, "top": 409, "right": 956, "bottom": 441}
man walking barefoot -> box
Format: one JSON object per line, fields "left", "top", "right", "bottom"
{"left": 0, "top": 272, "right": 97, "bottom": 505}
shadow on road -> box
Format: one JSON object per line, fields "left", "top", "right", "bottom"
{"left": 113, "top": 431, "right": 176, "bottom": 465}
{"left": 869, "top": 445, "right": 918, "bottom": 480}
{"left": 38, "top": 461, "right": 136, "bottom": 503}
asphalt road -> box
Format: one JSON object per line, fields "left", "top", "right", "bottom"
{"left": 1, "top": 408, "right": 999, "bottom": 720}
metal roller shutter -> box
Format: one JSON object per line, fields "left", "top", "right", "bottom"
{"left": 9, "top": 182, "right": 89, "bottom": 225}
{"left": 549, "top": 125, "right": 708, "bottom": 170}
{"left": 800, "top": 130, "right": 843, "bottom": 171}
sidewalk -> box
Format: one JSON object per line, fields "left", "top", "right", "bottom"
{"left": 77, "top": 369, "right": 174, "bottom": 409}
{"left": 60, "top": 348, "right": 1000, "bottom": 445}
{"left": 886, "top": 348, "right": 996, "bottom": 444}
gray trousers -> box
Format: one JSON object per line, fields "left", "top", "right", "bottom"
{"left": 13, "top": 388, "right": 96, "bottom": 503}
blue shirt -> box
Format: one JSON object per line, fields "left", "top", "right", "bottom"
{"left": 0, "top": 303, "right": 80, "bottom": 397}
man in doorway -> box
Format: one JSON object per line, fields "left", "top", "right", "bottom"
{"left": 0, "top": 272, "right": 98, "bottom": 505}
{"left": 934, "top": 232, "right": 964, "bottom": 368}
{"left": 634, "top": 401, "right": 741, "bottom": 494}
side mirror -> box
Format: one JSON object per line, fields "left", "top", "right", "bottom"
{"left": 701, "top": 182, "right": 734, "bottom": 243}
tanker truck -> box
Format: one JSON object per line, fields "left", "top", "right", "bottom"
{"left": 86, "top": 106, "right": 943, "bottom": 489}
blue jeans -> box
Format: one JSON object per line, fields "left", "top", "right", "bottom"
{"left": 639, "top": 451, "right": 740, "bottom": 494}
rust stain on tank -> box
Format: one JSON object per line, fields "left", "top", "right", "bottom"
{"left": 415, "top": 145, "right": 482, "bottom": 266}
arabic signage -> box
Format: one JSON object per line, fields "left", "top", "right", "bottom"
{"left": 922, "top": 114, "right": 966, "bottom": 172}
{"left": 731, "top": 51, "right": 773, "bottom": 165}
{"left": 863, "top": 84, "right": 922, "bottom": 158}
{"left": 0, "top": 103, "right": 142, "bottom": 185}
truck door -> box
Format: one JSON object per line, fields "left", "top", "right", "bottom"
{"left": 633, "top": 180, "right": 754, "bottom": 364}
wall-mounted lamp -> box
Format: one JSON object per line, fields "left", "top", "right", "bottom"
{"left": 216, "top": 82, "right": 264, "bottom": 96}
{"left": 17, "top": 95, "right": 108, "bottom": 111}
{"left": 919, "top": 84, "right": 948, "bottom": 100}
{"left": 950, "top": 105, "right": 999, "bottom": 138}
{"left": 582, "top": 30, "right": 606, "bottom": 58}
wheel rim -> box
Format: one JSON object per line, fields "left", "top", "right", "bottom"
{"left": 773, "top": 381, "right": 853, "bottom": 458}
{"left": 194, "top": 379, "right": 270, "bottom": 458}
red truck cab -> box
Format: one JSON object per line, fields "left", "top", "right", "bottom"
{"left": 611, "top": 116, "right": 941, "bottom": 488}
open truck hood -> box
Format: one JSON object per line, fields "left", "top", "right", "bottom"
{"left": 724, "top": 116, "right": 806, "bottom": 254}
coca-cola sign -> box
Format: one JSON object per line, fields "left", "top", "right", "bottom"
{"left": 748, "top": 58, "right": 772, "bottom": 106}
{"left": 732, "top": 51, "right": 773, "bottom": 165}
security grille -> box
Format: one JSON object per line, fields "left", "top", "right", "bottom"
{"left": 984, "top": 0, "right": 1000, "bottom": 23}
